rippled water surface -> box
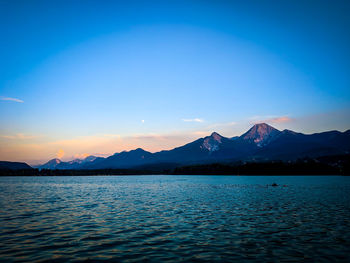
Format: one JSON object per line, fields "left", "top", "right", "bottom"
{"left": 0, "top": 175, "right": 350, "bottom": 262}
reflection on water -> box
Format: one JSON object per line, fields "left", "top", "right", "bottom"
{"left": 0, "top": 175, "right": 349, "bottom": 262}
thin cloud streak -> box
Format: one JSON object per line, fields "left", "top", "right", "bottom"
{"left": 182, "top": 118, "right": 204, "bottom": 123}
{"left": 0, "top": 97, "right": 24, "bottom": 103}
{"left": 73, "top": 153, "right": 90, "bottom": 159}
{"left": 268, "top": 116, "right": 293, "bottom": 124}
{"left": 250, "top": 115, "right": 293, "bottom": 124}
{"left": 0, "top": 133, "right": 41, "bottom": 140}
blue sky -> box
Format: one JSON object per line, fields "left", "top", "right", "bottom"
{"left": 0, "top": 0, "right": 349, "bottom": 163}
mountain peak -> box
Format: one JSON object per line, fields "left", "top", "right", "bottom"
{"left": 201, "top": 132, "right": 224, "bottom": 152}
{"left": 133, "top": 148, "right": 147, "bottom": 153}
{"left": 210, "top": 132, "right": 222, "bottom": 141}
{"left": 241, "top": 123, "right": 280, "bottom": 147}
{"left": 252, "top": 122, "right": 273, "bottom": 129}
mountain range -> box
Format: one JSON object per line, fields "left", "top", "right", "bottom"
{"left": 35, "top": 123, "right": 350, "bottom": 170}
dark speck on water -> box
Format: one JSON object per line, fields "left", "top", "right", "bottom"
{"left": 0, "top": 175, "right": 350, "bottom": 262}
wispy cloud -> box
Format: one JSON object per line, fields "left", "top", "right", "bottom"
{"left": 182, "top": 118, "right": 204, "bottom": 123}
{"left": 56, "top": 149, "right": 65, "bottom": 159}
{"left": 73, "top": 153, "right": 90, "bottom": 159}
{"left": 250, "top": 115, "right": 293, "bottom": 124}
{"left": 0, "top": 97, "right": 24, "bottom": 103}
{"left": 0, "top": 133, "right": 41, "bottom": 140}
{"left": 268, "top": 116, "right": 293, "bottom": 124}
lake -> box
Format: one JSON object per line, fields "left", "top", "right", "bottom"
{"left": 0, "top": 175, "right": 349, "bottom": 262}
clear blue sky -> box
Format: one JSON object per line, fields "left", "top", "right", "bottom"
{"left": 0, "top": 0, "right": 349, "bottom": 163}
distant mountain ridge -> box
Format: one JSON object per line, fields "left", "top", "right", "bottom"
{"left": 36, "top": 123, "right": 350, "bottom": 170}
{"left": 37, "top": 155, "right": 103, "bottom": 170}
{"left": 0, "top": 161, "right": 33, "bottom": 170}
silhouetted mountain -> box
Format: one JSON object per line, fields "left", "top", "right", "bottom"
{"left": 84, "top": 155, "right": 98, "bottom": 163}
{"left": 79, "top": 156, "right": 105, "bottom": 169}
{"left": 153, "top": 131, "right": 256, "bottom": 165}
{"left": 37, "top": 155, "right": 105, "bottom": 170}
{"left": 36, "top": 123, "right": 350, "bottom": 170}
{"left": 89, "top": 148, "right": 153, "bottom": 169}
{"left": 56, "top": 155, "right": 103, "bottom": 169}
{"left": 0, "top": 161, "right": 32, "bottom": 170}
{"left": 253, "top": 129, "right": 350, "bottom": 160}
{"left": 39, "top": 158, "right": 62, "bottom": 169}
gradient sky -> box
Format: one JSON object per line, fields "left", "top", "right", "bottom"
{"left": 1, "top": 0, "right": 350, "bottom": 164}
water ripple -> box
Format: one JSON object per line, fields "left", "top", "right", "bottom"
{"left": 0, "top": 175, "right": 350, "bottom": 262}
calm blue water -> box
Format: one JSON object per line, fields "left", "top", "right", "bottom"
{"left": 0, "top": 175, "right": 349, "bottom": 262}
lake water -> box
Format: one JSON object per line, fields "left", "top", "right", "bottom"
{"left": 0, "top": 175, "right": 349, "bottom": 262}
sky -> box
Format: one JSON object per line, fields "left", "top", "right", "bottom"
{"left": 0, "top": 0, "right": 349, "bottom": 164}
